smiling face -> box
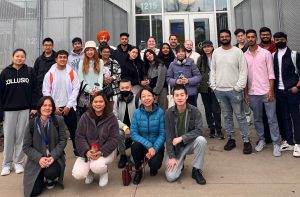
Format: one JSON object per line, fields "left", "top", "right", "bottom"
{"left": 129, "top": 48, "right": 139, "bottom": 60}
{"left": 140, "top": 89, "right": 154, "bottom": 108}
{"left": 85, "top": 47, "right": 96, "bottom": 58}
{"left": 56, "top": 54, "right": 68, "bottom": 68}
{"left": 202, "top": 45, "right": 213, "bottom": 55}
{"left": 260, "top": 31, "right": 272, "bottom": 44}
{"left": 147, "top": 38, "right": 156, "bottom": 49}
{"left": 92, "top": 95, "right": 106, "bottom": 115}
{"left": 12, "top": 50, "right": 26, "bottom": 66}
{"left": 145, "top": 51, "right": 154, "bottom": 62}
{"left": 176, "top": 49, "right": 186, "bottom": 61}
{"left": 73, "top": 41, "right": 82, "bottom": 52}
{"left": 40, "top": 99, "right": 53, "bottom": 117}
{"left": 101, "top": 48, "right": 110, "bottom": 60}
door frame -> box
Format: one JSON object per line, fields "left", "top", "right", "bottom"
{"left": 163, "top": 13, "right": 217, "bottom": 50}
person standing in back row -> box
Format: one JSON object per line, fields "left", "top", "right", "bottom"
{"left": 210, "top": 29, "right": 252, "bottom": 154}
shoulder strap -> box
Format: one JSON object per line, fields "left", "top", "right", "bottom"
{"left": 135, "top": 96, "right": 139, "bottom": 109}
{"left": 29, "top": 118, "right": 35, "bottom": 135}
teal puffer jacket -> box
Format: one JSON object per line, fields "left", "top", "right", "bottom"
{"left": 130, "top": 104, "right": 165, "bottom": 152}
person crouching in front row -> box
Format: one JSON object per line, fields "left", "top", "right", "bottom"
{"left": 165, "top": 84, "right": 207, "bottom": 185}
{"left": 72, "top": 91, "right": 119, "bottom": 187}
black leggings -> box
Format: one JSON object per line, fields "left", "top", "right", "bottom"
{"left": 131, "top": 142, "right": 164, "bottom": 171}
{"left": 31, "top": 161, "right": 61, "bottom": 197}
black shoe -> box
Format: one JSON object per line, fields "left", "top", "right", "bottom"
{"left": 224, "top": 139, "right": 236, "bottom": 151}
{"left": 133, "top": 170, "right": 143, "bottom": 185}
{"left": 209, "top": 129, "right": 215, "bottom": 138}
{"left": 118, "top": 154, "right": 128, "bottom": 169}
{"left": 150, "top": 169, "right": 158, "bottom": 176}
{"left": 192, "top": 167, "right": 206, "bottom": 185}
{"left": 216, "top": 130, "right": 225, "bottom": 140}
{"left": 243, "top": 142, "right": 253, "bottom": 154}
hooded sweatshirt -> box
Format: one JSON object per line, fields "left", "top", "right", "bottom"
{"left": 68, "top": 49, "right": 84, "bottom": 73}
{"left": 0, "top": 64, "right": 39, "bottom": 111}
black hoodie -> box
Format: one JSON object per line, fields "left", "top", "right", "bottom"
{"left": 33, "top": 50, "right": 56, "bottom": 98}
{"left": 0, "top": 64, "right": 39, "bottom": 112}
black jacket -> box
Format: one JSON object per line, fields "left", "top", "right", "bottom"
{"left": 121, "top": 56, "right": 144, "bottom": 86}
{"left": 112, "top": 44, "right": 133, "bottom": 68}
{"left": 273, "top": 48, "right": 300, "bottom": 90}
{"left": 33, "top": 51, "right": 56, "bottom": 97}
{"left": 0, "top": 64, "right": 39, "bottom": 112}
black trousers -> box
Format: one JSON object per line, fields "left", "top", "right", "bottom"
{"left": 63, "top": 108, "right": 77, "bottom": 151}
{"left": 131, "top": 142, "right": 164, "bottom": 171}
{"left": 200, "top": 91, "right": 222, "bottom": 131}
{"left": 31, "top": 161, "right": 61, "bottom": 197}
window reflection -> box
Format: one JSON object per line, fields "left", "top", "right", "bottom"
{"left": 136, "top": 16, "right": 150, "bottom": 50}
{"left": 164, "top": 0, "right": 214, "bottom": 12}
{"left": 152, "top": 16, "right": 163, "bottom": 49}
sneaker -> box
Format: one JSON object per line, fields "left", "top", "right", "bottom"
{"left": 243, "top": 142, "right": 253, "bottom": 154}
{"left": 85, "top": 171, "right": 94, "bottom": 184}
{"left": 293, "top": 144, "right": 300, "bottom": 157}
{"left": 46, "top": 179, "right": 55, "bottom": 189}
{"left": 192, "top": 167, "right": 206, "bottom": 185}
{"left": 224, "top": 139, "right": 236, "bottom": 151}
{"left": 255, "top": 140, "right": 266, "bottom": 152}
{"left": 1, "top": 166, "right": 11, "bottom": 176}
{"left": 273, "top": 144, "right": 281, "bottom": 157}
{"left": 14, "top": 164, "right": 24, "bottom": 174}
{"left": 216, "top": 130, "right": 225, "bottom": 140}
{"left": 280, "top": 141, "right": 294, "bottom": 151}
{"left": 99, "top": 171, "right": 108, "bottom": 187}
{"left": 209, "top": 129, "right": 215, "bottom": 138}
{"left": 118, "top": 154, "right": 128, "bottom": 169}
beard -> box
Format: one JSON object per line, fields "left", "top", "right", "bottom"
{"left": 261, "top": 39, "right": 271, "bottom": 44}
{"left": 220, "top": 38, "right": 231, "bottom": 46}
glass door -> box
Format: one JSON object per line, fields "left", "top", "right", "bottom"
{"left": 164, "top": 14, "right": 216, "bottom": 50}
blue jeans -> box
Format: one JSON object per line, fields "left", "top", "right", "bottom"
{"left": 276, "top": 90, "right": 300, "bottom": 144}
{"left": 214, "top": 90, "right": 250, "bottom": 142}
{"left": 249, "top": 95, "right": 281, "bottom": 145}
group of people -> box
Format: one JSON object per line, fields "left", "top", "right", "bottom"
{"left": 0, "top": 26, "right": 299, "bottom": 196}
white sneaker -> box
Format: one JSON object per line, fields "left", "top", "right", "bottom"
{"left": 85, "top": 171, "right": 94, "bottom": 184}
{"left": 1, "top": 166, "right": 11, "bottom": 176}
{"left": 14, "top": 164, "right": 24, "bottom": 174}
{"left": 255, "top": 140, "right": 266, "bottom": 152}
{"left": 293, "top": 144, "right": 300, "bottom": 157}
{"left": 273, "top": 144, "right": 281, "bottom": 157}
{"left": 280, "top": 141, "right": 294, "bottom": 151}
{"left": 99, "top": 171, "right": 108, "bottom": 187}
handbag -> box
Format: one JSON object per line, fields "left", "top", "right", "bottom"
{"left": 103, "top": 61, "right": 115, "bottom": 99}
{"left": 167, "top": 85, "right": 175, "bottom": 108}
{"left": 122, "top": 163, "right": 132, "bottom": 186}
{"left": 77, "top": 81, "right": 90, "bottom": 109}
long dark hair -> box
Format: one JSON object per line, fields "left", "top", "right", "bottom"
{"left": 88, "top": 91, "right": 112, "bottom": 119}
{"left": 143, "top": 49, "right": 164, "bottom": 75}
{"left": 199, "top": 47, "right": 214, "bottom": 73}
{"left": 157, "top": 43, "right": 175, "bottom": 68}
{"left": 127, "top": 46, "right": 142, "bottom": 62}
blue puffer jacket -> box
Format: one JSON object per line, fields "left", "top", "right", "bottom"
{"left": 130, "top": 104, "right": 165, "bottom": 152}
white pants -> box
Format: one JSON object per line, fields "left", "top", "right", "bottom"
{"left": 72, "top": 150, "right": 116, "bottom": 180}
{"left": 2, "top": 110, "right": 29, "bottom": 167}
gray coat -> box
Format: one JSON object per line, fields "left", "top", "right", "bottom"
{"left": 165, "top": 104, "right": 203, "bottom": 158}
{"left": 23, "top": 116, "right": 67, "bottom": 197}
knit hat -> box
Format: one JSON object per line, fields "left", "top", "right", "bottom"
{"left": 83, "top": 40, "right": 97, "bottom": 51}
{"left": 202, "top": 40, "right": 213, "bottom": 47}
{"left": 97, "top": 30, "right": 110, "bottom": 42}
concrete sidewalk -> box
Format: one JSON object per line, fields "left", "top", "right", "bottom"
{"left": 0, "top": 128, "right": 299, "bottom": 197}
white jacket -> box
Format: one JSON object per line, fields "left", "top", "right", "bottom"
{"left": 42, "top": 64, "right": 80, "bottom": 110}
